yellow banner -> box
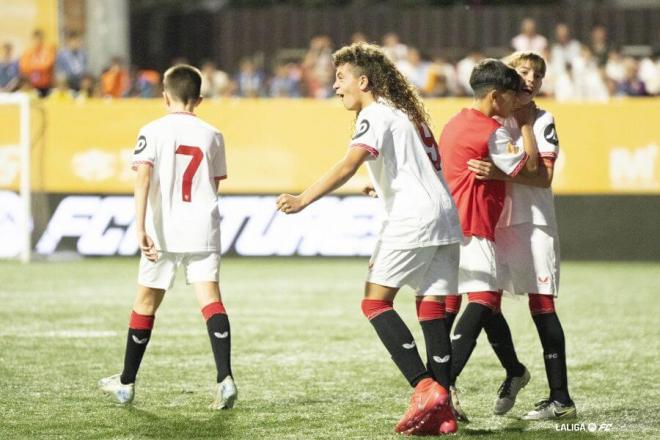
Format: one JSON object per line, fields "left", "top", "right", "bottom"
{"left": 0, "top": 98, "right": 658, "bottom": 194}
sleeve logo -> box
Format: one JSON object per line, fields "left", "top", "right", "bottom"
{"left": 352, "top": 120, "right": 370, "bottom": 140}
{"left": 544, "top": 123, "right": 559, "bottom": 145}
{"left": 134, "top": 135, "right": 147, "bottom": 154}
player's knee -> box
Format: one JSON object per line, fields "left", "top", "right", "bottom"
{"left": 445, "top": 295, "right": 462, "bottom": 314}
{"left": 134, "top": 286, "right": 164, "bottom": 314}
{"left": 361, "top": 298, "right": 393, "bottom": 320}
{"left": 467, "top": 291, "right": 501, "bottom": 312}
{"left": 415, "top": 298, "right": 446, "bottom": 321}
{"left": 201, "top": 301, "right": 226, "bottom": 321}
{"left": 528, "top": 293, "right": 555, "bottom": 315}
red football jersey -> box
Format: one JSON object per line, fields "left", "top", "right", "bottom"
{"left": 438, "top": 108, "right": 527, "bottom": 241}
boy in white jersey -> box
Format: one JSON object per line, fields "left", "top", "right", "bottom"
{"left": 468, "top": 52, "right": 576, "bottom": 420}
{"left": 99, "top": 65, "right": 237, "bottom": 410}
{"left": 277, "top": 43, "right": 462, "bottom": 435}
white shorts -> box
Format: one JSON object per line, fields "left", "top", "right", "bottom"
{"left": 138, "top": 252, "right": 220, "bottom": 290}
{"left": 495, "top": 223, "right": 560, "bottom": 297}
{"left": 367, "top": 243, "right": 459, "bottom": 296}
{"left": 457, "top": 236, "right": 499, "bottom": 294}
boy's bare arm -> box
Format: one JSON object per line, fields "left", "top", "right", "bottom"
{"left": 468, "top": 157, "right": 554, "bottom": 188}
{"left": 515, "top": 103, "right": 539, "bottom": 175}
{"left": 134, "top": 164, "right": 157, "bottom": 261}
{"left": 277, "top": 147, "right": 371, "bottom": 214}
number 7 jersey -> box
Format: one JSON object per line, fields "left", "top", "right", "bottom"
{"left": 132, "top": 112, "right": 227, "bottom": 253}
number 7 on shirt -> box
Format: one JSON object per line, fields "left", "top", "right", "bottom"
{"left": 176, "top": 145, "right": 203, "bottom": 202}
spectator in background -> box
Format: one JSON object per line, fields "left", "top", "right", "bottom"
{"left": 19, "top": 29, "right": 56, "bottom": 97}
{"left": 200, "top": 60, "right": 231, "bottom": 98}
{"left": 605, "top": 48, "right": 626, "bottom": 84}
{"left": 302, "top": 35, "right": 334, "bottom": 98}
{"left": 382, "top": 32, "right": 408, "bottom": 64}
{"left": 589, "top": 25, "right": 610, "bottom": 67}
{"left": 456, "top": 48, "right": 484, "bottom": 95}
{"left": 77, "top": 73, "right": 99, "bottom": 100}
{"left": 101, "top": 56, "right": 130, "bottom": 98}
{"left": 617, "top": 57, "right": 649, "bottom": 97}
{"left": 397, "top": 48, "right": 432, "bottom": 95}
{"left": 127, "top": 67, "right": 161, "bottom": 98}
{"left": 550, "top": 24, "right": 581, "bottom": 75}
{"left": 553, "top": 62, "right": 577, "bottom": 101}
{"left": 48, "top": 73, "right": 75, "bottom": 102}
{"left": 351, "top": 32, "right": 368, "bottom": 44}
{"left": 639, "top": 49, "right": 660, "bottom": 95}
{"left": 573, "top": 46, "right": 609, "bottom": 101}
{"left": 56, "top": 31, "right": 87, "bottom": 91}
{"left": 0, "top": 42, "right": 19, "bottom": 92}
{"left": 269, "top": 62, "right": 302, "bottom": 97}
{"left": 14, "top": 76, "right": 40, "bottom": 99}
{"left": 427, "top": 55, "right": 459, "bottom": 97}
{"left": 236, "top": 57, "right": 266, "bottom": 97}
{"left": 511, "top": 18, "right": 548, "bottom": 53}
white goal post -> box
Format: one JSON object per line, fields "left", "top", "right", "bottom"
{"left": 0, "top": 93, "right": 31, "bottom": 263}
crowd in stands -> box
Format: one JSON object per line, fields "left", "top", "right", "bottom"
{"left": 1, "top": 19, "right": 658, "bottom": 102}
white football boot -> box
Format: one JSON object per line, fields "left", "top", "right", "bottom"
{"left": 98, "top": 374, "right": 134, "bottom": 405}
{"left": 494, "top": 367, "right": 531, "bottom": 415}
{"left": 522, "top": 399, "right": 577, "bottom": 420}
{"left": 210, "top": 376, "right": 238, "bottom": 410}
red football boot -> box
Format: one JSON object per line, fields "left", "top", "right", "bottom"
{"left": 437, "top": 400, "right": 458, "bottom": 434}
{"left": 395, "top": 378, "right": 449, "bottom": 434}
{"left": 406, "top": 390, "right": 458, "bottom": 436}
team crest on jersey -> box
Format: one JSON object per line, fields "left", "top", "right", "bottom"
{"left": 134, "top": 135, "right": 147, "bottom": 154}
{"left": 544, "top": 123, "right": 559, "bottom": 145}
{"left": 352, "top": 120, "right": 370, "bottom": 139}
{"left": 506, "top": 142, "right": 520, "bottom": 154}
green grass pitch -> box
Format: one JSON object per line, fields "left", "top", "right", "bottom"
{"left": 0, "top": 258, "right": 658, "bottom": 439}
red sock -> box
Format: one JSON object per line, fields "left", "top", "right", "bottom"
{"left": 416, "top": 300, "right": 446, "bottom": 321}
{"left": 202, "top": 301, "right": 227, "bottom": 320}
{"left": 361, "top": 299, "right": 393, "bottom": 320}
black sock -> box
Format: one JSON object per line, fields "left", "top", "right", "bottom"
{"left": 369, "top": 309, "right": 430, "bottom": 387}
{"left": 484, "top": 312, "right": 525, "bottom": 377}
{"left": 207, "top": 313, "right": 232, "bottom": 383}
{"left": 450, "top": 302, "right": 492, "bottom": 385}
{"left": 420, "top": 318, "right": 451, "bottom": 389}
{"left": 120, "top": 328, "right": 152, "bottom": 384}
{"left": 445, "top": 312, "right": 458, "bottom": 333}
{"left": 532, "top": 312, "right": 571, "bottom": 404}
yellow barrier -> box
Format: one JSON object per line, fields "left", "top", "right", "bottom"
{"left": 0, "top": 98, "right": 658, "bottom": 194}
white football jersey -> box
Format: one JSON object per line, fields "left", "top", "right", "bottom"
{"left": 349, "top": 100, "right": 462, "bottom": 249}
{"left": 132, "top": 112, "right": 227, "bottom": 253}
{"left": 496, "top": 109, "right": 559, "bottom": 229}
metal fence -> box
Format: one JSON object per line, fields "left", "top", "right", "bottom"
{"left": 130, "top": 2, "right": 660, "bottom": 72}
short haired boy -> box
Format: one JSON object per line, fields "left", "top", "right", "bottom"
{"left": 467, "top": 52, "right": 576, "bottom": 420}
{"left": 99, "top": 64, "right": 237, "bottom": 410}
{"left": 438, "top": 59, "right": 538, "bottom": 421}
